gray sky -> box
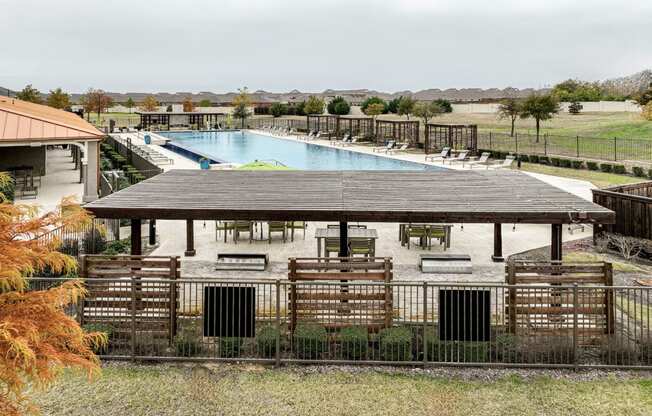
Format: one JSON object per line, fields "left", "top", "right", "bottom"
{"left": 2, "top": 0, "right": 651, "bottom": 94}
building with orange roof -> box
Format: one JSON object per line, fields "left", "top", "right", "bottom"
{"left": 0, "top": 97, "right": 105, "bottom": 202}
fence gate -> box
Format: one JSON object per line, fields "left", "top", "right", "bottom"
{"left": 506, "top": 261, "right": 614, "bottom": 346}
{"left": 79, "top": 255, "right": 181, "bottom": 350}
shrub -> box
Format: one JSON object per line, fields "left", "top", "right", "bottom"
{"left": 174, "top": 333, "right": 202, "bottom": 357}
{"left": 293, "top": 324, "right": 327, "bottom": 359}
{"left": 586, "top": 161, "right": 599, "bottom": 171}
{"left": 518, "top": 154, "right": 529, "bottom": 163}
{"left": 559, "top": 159, "right": 572, "bottom": 168}
{"left": 632, "top": 166, "right": 646, "bottom": 177}
{"left": 550, "top": 157, "right": 561, "bottom": 167}
{"left": 83, "top": 323, "right": 113, "bottom": 354}
{"left": 0, "top": 173, "right": 15, "bottom": 202}
{"left": 571, "top": 160, "right": 583, "bottom": 169}
{"left": 424, "top": 331, "right": 488, "bottom": 363}
{"left": 601, "top": 338, "right": 637, "bottom": 365}
{"left": 529, "top": 155, "right": 539, "bottom": 163}
{"left": 219, "top": 337, "right": 243, "bottom": 358}
{"left": 538, "top": 156, "right": 550, "bottom": 165}
{"left": 493, "top": 333, "right": 521, "bottom": 363}
{"left": 649, "top": 169, "right": 652, "bottom": 179}
{"left": 613, "top": 164, "right": 626, "bottom": 174}
{"left": 522, "top": 337, "right": 575, "bottom": 364}
{"left": 600, "top": 163, "right": 614, "bottom": 173}
{"left": 102, "top": 238, "right": 130, "bottom": 255}
{"left": 256, "top": 325, "right": 280, "bottom": 358}
{"left": 82, "top": 228, "right": 107, "bottom": 254}
{"left": 379, "top": 327, "right": 412, "bottom": 361}
{"left": 58, "top": 238, "right": 79, "bottom": 256}
{"left": 340, "top": 326, "right": 368, "bottom": 360}
{"left": 640, "top": 338, "right": 652, "bottom": 365}
{"left": 434, "top": 98, "right": 453, "bottom": 113}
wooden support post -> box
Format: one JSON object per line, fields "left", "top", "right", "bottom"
{"left": 339, "top": 221, "right": 348, "bottom": 257}
{"left": 185, "top": 219, "right": 196, "bottom": 256}
{"left": 130, "top": 219, "right": 142, "bottom": 255}
{"left": 551, "top": 224, "right": 563, "bottom": 262}
{"left": 148, "top": 219, "right": 156, "bottom": 246}
{"left": 492, "top": 223, "right": 504, "bottom": 262}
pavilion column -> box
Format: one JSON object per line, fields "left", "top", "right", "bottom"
{"left": 339, "top": 221, "right": 348, "bottom": 258}
{"left": 551, "top": 224, "right": 563, "bottom": 262}
{"left": 130, "top": 219, "right": 142, "bottom": 255}
{"left": 148, "top": 220, "right": 156, "bottom": 245}
{"left": 82, "top": 141, "right": 99, "bottom": 202}
{"left": 492, "top": 223, "right": 504, "bottom": 262}
{"left": 185, "top": 219, "right": 196, "bottom": 257}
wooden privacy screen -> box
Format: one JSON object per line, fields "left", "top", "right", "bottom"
{"left": 79, "top": 255, "right": 181, "bottom": 346}
{"left": 288, "top": 257, "right": 393, "bottom": 331}
{"left": 592, "top": 182, "right": 652, "bottom": 240}
{"left": 506, "top": 261, "right": 614, "bottom": 345}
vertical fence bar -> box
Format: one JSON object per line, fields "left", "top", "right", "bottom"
{"left": 130, "top": 276, "right": 137, "bottom": 361}
{"left": 422, "top": 281, "right": 428, "bottom": 365}
{"left": 576, "top": 136, "right": 580, "bottom": 158}
{"left": 572, "top": 283, "right": 579, "bottom": 371}
{"left": 275, "top": 279, "right": 281, "bottom": 367}
{"left": 613, "top": 137, "right": 617, "bottom": 161}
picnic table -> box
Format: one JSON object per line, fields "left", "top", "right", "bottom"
{"left": 314, "top": 227, "right": 378, "bottom": 257}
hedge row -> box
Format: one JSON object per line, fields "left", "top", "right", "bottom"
{"left": 479, "top": 149, "right": 651, "bottom": 179}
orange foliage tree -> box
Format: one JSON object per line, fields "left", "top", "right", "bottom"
{"left": 182, "top": 96, "right": 195, "bottom": 112}
{"left": 0, "top": 172, "right": 106, "bottom": 415}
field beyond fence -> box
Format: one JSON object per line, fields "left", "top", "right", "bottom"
{"left": 478, "top": 131, "right": 652, "bottom": 165}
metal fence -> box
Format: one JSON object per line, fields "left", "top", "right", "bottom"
{"left": 30, "top": 277, "right": 652, "bottom": 368}
{"left": 478, "top": 131, "right": 652, "bottom": 164}
{"left": 32, "top": 218, "right": 120, "bottom": 258}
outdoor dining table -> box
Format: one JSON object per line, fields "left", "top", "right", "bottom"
{"left": 314, "top": 227, "right": 379, "bottom": 257}
{"left": 399, "top": 223, "right": 452, "bottom": 250}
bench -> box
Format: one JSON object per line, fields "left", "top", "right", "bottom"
{"left": 216, "top": 253, "right": 269, "bottom": 271}
{"left": 419, "top": 253, "right": 472, "bottom": 274}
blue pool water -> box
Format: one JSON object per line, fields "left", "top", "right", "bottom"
{"left": 159, "top": 130, "right": 440, "bottom": 171}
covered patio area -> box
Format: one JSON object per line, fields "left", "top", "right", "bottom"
{"left": 84, "top": 169, "right": 614, "bottom": 265}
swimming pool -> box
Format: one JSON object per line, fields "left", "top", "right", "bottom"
{"left": 159, "top": 130, "right": 441, "bottom": 171}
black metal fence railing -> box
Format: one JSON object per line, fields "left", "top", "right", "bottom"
{"left": 29, "top": 278, "right": 652, "bottom": 368}
{"left": 247, "top": 117, "right": 308, "bottom": 132}
{"left": 478, "top": 131, "right": 652, "bottom": 164}
{"left": 32, "top": 219, "right": 119, "bottom": 258}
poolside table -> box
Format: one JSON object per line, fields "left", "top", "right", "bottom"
{"left": 399, "top": 223, "right": 452, "bottom": 250}
{"left": 315, "top": 228, "right": 378, "bottom": 257}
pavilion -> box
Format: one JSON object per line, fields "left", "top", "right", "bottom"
{"left": 84, "top": 169, "right": 615, "bottom": 262}
{"left": 137, "top": 111, "right": 226, "bottom": 130}
{"left": 0, "top": 97, "right": 105, "bottom": 202}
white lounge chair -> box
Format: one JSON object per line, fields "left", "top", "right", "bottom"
{"left": 486, "top": 155, "right": 516, "bottom": 170}
{"left": 465, "top": 152, "right": 491, "bottom": 168}
{"left": 373, "top": 140, "right": 396, "bottom": 153}
{"left": 425, "top": 147, "right": 451, "bottom": 162}
{"left": 444, "top": 150, "right": 470, "bottom": 164}
{"left": 387, "top": 143, "right": 409, "bottom": 154}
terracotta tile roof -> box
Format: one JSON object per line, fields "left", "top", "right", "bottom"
{"left": 0, "top": 97, "right": 104, "bottom": 142}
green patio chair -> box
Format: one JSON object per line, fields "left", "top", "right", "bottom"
{"left": 405, "top": 224, "right": 429, "bottom": 250}
{"left": 286, "top": 221, "right": 307, "bottom": 241}
{"left": 429, "top": 225, "right": 447, "bottom": 250}
{"left": 348, "top": 238, "right": 374, "bottom": 258}
{"left": 233, "top": 220, "right": 253, "bottom": 244}
{"left": 267, "top": 221, "right": 287, "bottom": 244}
{"left": 216, "top": 221, "right": 236, "bottom": 242}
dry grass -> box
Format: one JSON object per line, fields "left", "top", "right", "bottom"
{"left": 518, "top": 163, "right": 642, "bottom": 188}
{"left": 33, "top": 364, "right": 652, "bottom": 416}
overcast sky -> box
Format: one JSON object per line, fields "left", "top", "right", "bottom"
{"left": 1, "top": 0, "right": 651, "bottom": 94}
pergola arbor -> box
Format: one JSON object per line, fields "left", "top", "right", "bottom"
{"left": 138, "top": 111, "right": 225, "bottom": 131}
{"left": 84, "top": 169, "right": 614, "bottom": 263}
{"left": 425, "top": 124, "right": 478, "bottom": 155}
{"left": 306, "top": 115, "right": 338, "bottom": 137}
{"left": 375, "top": 120, "right": 420, "bottom": 147}
{"left": 337, "top": 117, "right": 374, "bottom": 140}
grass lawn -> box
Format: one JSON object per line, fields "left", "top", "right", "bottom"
{"left": 33, "top": 364, "right": 652, "bottom": 416}
{"left": 518, "top": 163, "right": 643, "bottom": 188}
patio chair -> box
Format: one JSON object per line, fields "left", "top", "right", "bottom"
{"left": 286, "top": 221, "right": 307, "bottom": 241}
{"left": 465, "top": 152, "right": 491, "bottom": 168}
{"left": 233, "top": 220, "right": 254, "bottom": 244}
{"left": 341, "top": 137, "right": 358, "bottom": 147}
{"left": 486, "top": 155, "right": 516, "bottom": 170}
{"left": 332, "top": 133, "right": 350, "bottom": 146}
{"left": 424, "top": 147, "right": 451, "bottom": 162}
{"left": 444, "top": 150, "right": 470, "bottom": 164}
{"left": 348, "top": 238, "right": 374, "bottom": 258}
{"left": 216, "top": 221, "right": 236, "bottom": 242}
{"left": 404, "top": 224, "right": 430, "bottom": 250}
{"left": 267, "top": 221, "right": 287, "bottom": 243}
{"left": 387, "top": 143, "right": 409, "bottom": 154}
{"left": 373, "top": 140, "right": 396, "bottom": 153}
{"left": 429, "top": 225, "right": 448, "bottom": 250}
